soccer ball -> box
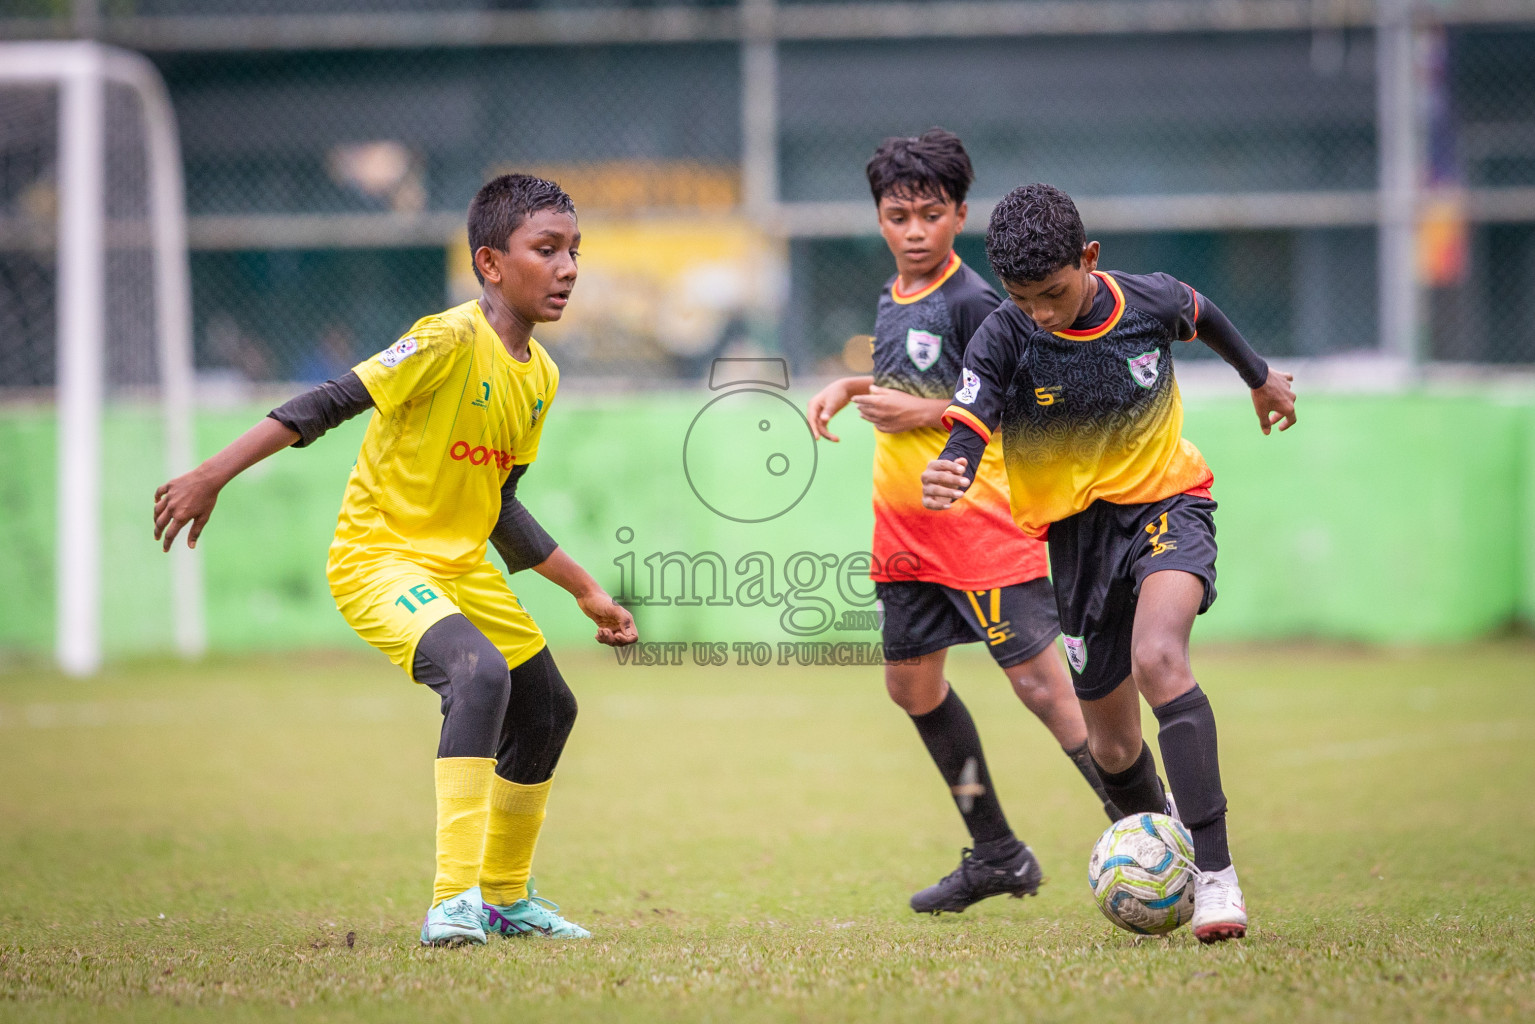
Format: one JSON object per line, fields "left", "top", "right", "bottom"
{"left": 1088, "top": 812, "right": 1197, "bottom": 934}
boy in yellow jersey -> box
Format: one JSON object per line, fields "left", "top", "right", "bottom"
{"left": 153, "top": 174, "right": 637, "bottom": 946}
{"left": 807, "top": 130, "right": 1119, "bottom": 916}
{"left": 924, "top": 183, "right": 1298, "bottom": 942}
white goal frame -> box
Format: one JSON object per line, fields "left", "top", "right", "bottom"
{"left": 0, "top": 41, "right": 203, "bottom": 675}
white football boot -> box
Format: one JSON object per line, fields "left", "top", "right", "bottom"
{"left": 1191, "top": 865, "right": 1247, "bottom": 943}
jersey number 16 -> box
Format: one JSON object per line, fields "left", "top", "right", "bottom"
{"left": 395, "top": 584, "right": 440, "bottom": 614}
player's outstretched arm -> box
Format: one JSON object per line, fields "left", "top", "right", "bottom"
{"left": 153, "top": 417, "right": 298, "bottom": 552}
{"left": 154, "top": 372, "right": 375, "bottom": 552}
{"left": 806, "top": 375, "right": 872, "bottom": 442}
{"left": 1186, "top": 291, "right": 1297, "bottom": 435}
{"left": 532, "top": 549, "right": 638, "bottom": 647}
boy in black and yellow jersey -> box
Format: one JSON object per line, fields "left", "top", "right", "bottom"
{"left": 923, "top": 183, "right": 1297, "bottom": 943}
{"left": 808, "top": 131, "right": 1118, "bottom": 916}
{"left": 154, "top": 174, "right": 636, "bottom": 946}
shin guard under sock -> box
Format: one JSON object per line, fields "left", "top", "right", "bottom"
{"left": 480, "top": 774, "right": 552, "bottom": 905}
{"left": 1153, "top": 685, "right": 1231, "bottom": 872}
{"left": 1065, "top": 741, "right": 1123, "bottom": 821}
{"left": 909, "top": 687, "right": 1019, "bottom": 853}
{"left": 433, "top": 757, "right": 495, "bottom": 906}
{"left": 1094, "top": 742, "right": 1165, "bottom": 817}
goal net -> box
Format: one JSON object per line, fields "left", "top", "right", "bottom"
{"left": 0, "top": 42, "right": 202, "bottom": 675}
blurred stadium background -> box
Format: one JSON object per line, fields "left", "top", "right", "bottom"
{"left": 2, "top": 0, "right": 1535, "bottom": 672}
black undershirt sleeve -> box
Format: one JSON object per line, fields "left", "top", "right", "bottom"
{"left": 936, "top": 312, "right": 1019, "bottom": 487}
{"left": 491, "top": 464, "right": 559, "bottom": 574}
{"left": 1194, "top": 298, "right": 1270, "bottom": 390}
{"left": 268, "top": 371, "right": 374, "bottom": 448}
{"left": 937, "top": 424, "right": 987, "bottom": 479}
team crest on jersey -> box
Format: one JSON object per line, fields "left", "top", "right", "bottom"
{"left": 1127, "top": 350, "right": 1160, "bottom": 388}
{"left": 530, "top": 396, "right": 545, "bottom": 427}
{"left": 1063, "top": 634, "right": 1088, "bottom": 674}
{"left": 376, "top": 335, "right": 418, "bottom": 368}
{"left": 905, "top": 329, "right": 943, "bottom": 372}
{"left": 956, "top": 367, "right": 981, "bottom": 405}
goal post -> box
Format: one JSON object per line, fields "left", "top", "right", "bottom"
{"left": 0, "top": 41, "right": 203, "bottom": 675}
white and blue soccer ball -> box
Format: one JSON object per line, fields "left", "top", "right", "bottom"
{"left": 1088, "top": 812, "right": 1197, "bottom": 934}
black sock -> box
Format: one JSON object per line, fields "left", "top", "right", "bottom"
{"left": 909, "top": 686, "right": 1020, "bottom": 856}
{"left": 1094, "top": 742, "right": 1165, "bottom": 816}
{"left": 1065, "top": 741, "right": 1123, "bottom": 821}
{"left": 1153, "top": 685, "right": 1231, "bottom": 872}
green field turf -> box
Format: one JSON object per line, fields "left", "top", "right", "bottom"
{"left": 2, "top": 641, "right": 1533, "bottom": 1022}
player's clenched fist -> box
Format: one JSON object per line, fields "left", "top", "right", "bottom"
{"left": 920, "top": 457, "right": 971, "bottom": 510}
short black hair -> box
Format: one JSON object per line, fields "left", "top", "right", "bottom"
{"left": 467, "top": 173, "right": 576, "bottom": 283}
{"left": 865, "top": 127, "right": 974, "bottom": 207}
{"left": 985, "top": 182, "right": 1087, "bottom": 284}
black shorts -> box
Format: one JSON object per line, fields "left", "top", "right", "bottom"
{"left": 1047, "top": 493, "right": 1218, "bottom": 702}
{"left": 876, "top": 577, "right": 1060, "bottom": 668}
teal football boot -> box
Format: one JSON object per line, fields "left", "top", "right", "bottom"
{"left": 420, "top": 886, "right": 488, "bottom": 946}
{"left": 482, "top": 879, "right": 591, "bottom": 939}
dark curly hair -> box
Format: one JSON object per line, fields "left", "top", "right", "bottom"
{"left": 985, "top": 183, "right": 1086, "bottom": 284}
{"left": 467, "top": 173, "right": 576, "bottom": 283}
{"left": 865, "top": 127, "right": 974, "bottom": 207}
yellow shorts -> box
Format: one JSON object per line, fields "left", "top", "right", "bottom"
{"left": 332, "top": 560, "right": 545, "bottom": 682}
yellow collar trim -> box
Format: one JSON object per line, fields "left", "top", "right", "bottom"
{"left": 891, "top": 251, "right": 962, "bottom": 305}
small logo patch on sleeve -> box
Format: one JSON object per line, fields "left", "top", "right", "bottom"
{"left": 376, "top": 335, "right": 418, "bottom": 368}
{"left": 956, "top": 367, "right": 981, "bottom": 405}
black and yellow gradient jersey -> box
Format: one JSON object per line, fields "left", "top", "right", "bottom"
{"left": 941, "top": 270, "right": 1225, "bottom": 539}
{"left": 869, "top": 253, "right": 1048, "bottom": 589}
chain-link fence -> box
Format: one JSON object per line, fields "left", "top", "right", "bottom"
{"left": 4, "top": 3, "right": 1535, "bottom": 392}
{"left": 2, "top": 0, "right": 738, "bottom": 14}
{"left": 782, "top": 23, "right": 1535, "bottom": 370}
{"left": 0, "top": 75, "right": 162, "bottom": 392}
{"left": 780, "top": 33, "right": 1380, "bottom": 203}
{"left": 0, "top": 82, "right": 58, "bottom": 390}
{"left": 1425, "top": 26, "right": 1535, "bottom": 363}
{"left": 165, "top": 43, "right": 745, "bottom": 386}
{"left": 777, "top": 26, "right": 1385, "bottom": 372}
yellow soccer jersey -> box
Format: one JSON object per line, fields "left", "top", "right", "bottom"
{"left": 326, "top": 299, "right": 559, "bottom": 595}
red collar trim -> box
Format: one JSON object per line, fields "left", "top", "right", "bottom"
{"left": 1053, "top": 271, "right": 1125, "bottom": 341}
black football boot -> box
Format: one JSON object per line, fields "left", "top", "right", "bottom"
{"left": 909, "top": 844, "right": 1043, "bottom": 915}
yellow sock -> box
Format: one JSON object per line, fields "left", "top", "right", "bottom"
{"left": 479, "top": 775, "right": 553, "bottom": 905}
{"left": 432, "top": 757, "right": 495, "bottom": 907}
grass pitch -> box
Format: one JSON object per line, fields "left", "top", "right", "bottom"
{"left": 2, "top": 641, "right": 1533, "bottom": 1022}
